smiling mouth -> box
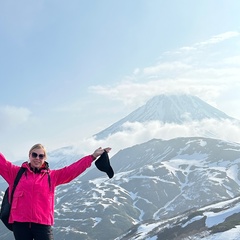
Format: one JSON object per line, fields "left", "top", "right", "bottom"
{"left": 33, "top": 161, "right": 41, "bottom": 165}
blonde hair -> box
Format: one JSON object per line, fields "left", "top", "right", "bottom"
{"left": 29, "top": 143, "right": 47, "bottom": 159}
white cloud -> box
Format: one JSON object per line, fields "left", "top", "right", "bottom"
{"left": 89, "top": 31, "right": 240, "bottom": 116}
{"left": 133, "top": 68, "right": 140, "bottom": 75}
{"left": 223, "top": 55, "right": 240, "bottom": 66}
{"left": 74, "top": 119, "right": 240, "bottom": 157}
{"left": 195, "top": 31, "right": 240, "bottom": 47}
{"left": 89, "top": 78, "right": 227, "bottom": 111}
{"left": 0, "top": 105, "right": 31, "bottom": 131}
{"left": 143, "top": 62, "right": 192, "bottom": 75}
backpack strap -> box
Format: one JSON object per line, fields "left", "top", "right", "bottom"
{"left": 10, "top": 167, "right": 26, "bottom": 204}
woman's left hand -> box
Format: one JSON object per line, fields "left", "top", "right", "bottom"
{"left": 92, "top": 147, "right": 111, "bottom": 159}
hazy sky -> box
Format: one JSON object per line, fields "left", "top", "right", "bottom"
{"left": 1, "top": 0, "right": 240, "bottom": 161}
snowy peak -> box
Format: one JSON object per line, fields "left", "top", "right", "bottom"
{"left": 142, "top": 94, "right": 233, "bottom": 123}
{"left": 94, "top": 94, "right": 234, "bottom": 139}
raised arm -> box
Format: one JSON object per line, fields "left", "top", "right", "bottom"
{"left": 0, "top": 153, "right": 20, "bottom": 185}
{"left": 51, "top": 147, "right": 111, "bottom": 186}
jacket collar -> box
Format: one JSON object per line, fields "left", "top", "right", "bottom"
{"left": 22, "top": 161, "right": 50, "bottom": 173}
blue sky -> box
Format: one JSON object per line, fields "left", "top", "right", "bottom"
{"left": 1, "top": 0, "right": 240, "bottom": 160}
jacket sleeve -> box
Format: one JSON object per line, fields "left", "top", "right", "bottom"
{"left": 0, "top": 152, "right": 19, "bottom": 185}
{"left": 51, "top": 155, "right": 94, "bottom": 186}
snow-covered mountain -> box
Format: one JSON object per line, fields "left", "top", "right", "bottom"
{"left": 94, "top": 94, "right": 235, "bottom": 140}
{"left": 54, "top": 137, "right": 240, "bottom": 240}
{"left": 2, "top": 137, "right": 240, "bottom": 240}
{"left": 1, "top": 95, "right": 240, "bottom": 240}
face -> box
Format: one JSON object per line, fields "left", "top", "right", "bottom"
{"left": 29, "top": 148, "right": 46, "bottom": 169}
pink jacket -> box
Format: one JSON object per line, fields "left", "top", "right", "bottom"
{"left": 0, "top": 152, "right": 93, "bottom": 225}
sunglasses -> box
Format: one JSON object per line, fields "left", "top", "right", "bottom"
{"left": 31, "top": 152, "right": 45, "bottom": 160}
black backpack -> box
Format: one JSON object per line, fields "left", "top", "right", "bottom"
{"left": 0, "top": 167, "right": 25, "bottom": 231}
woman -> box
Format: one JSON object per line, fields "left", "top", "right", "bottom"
{"left": 0, "top": 143, "right": 111, "bottom": 240}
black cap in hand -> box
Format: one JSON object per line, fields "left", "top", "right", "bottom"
{"left": 95, "top": 150, "right": 114, "bottom": 178}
